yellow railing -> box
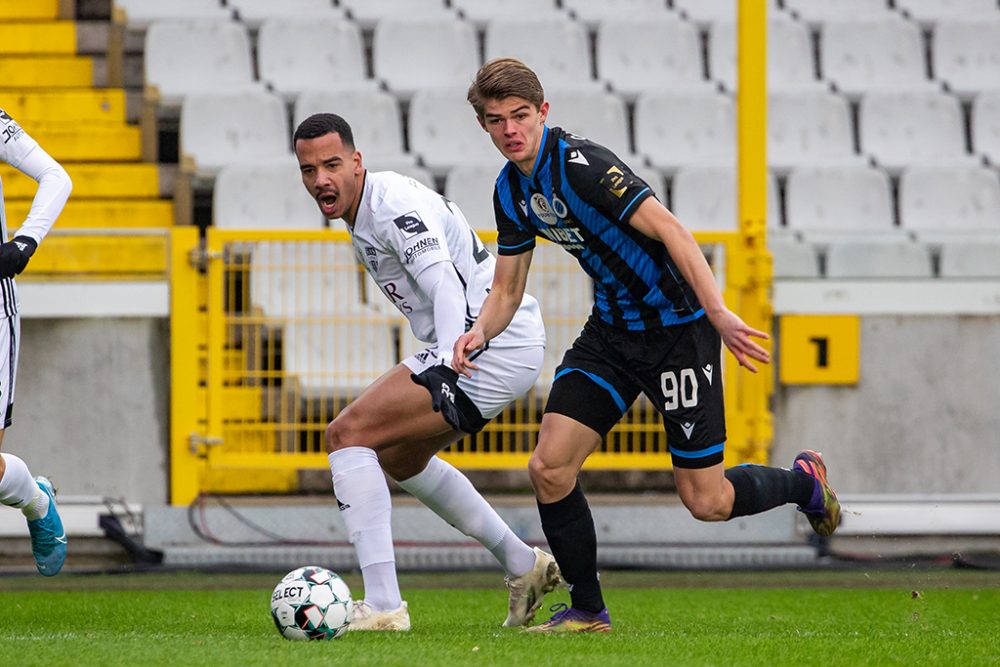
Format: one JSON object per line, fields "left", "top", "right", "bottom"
{"left": 169, "top": 226, "right": 772, "bottom": 504}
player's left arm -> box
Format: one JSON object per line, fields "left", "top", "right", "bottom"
{"left": 412, "top": 260, "right": 469, "bottom": 368}
{"left": 0, "top": 143, "right": 72, "bottom": 278}
{"left": 628, "top": 198, "right": 771, "bottom": 372}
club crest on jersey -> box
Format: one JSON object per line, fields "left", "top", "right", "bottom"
{"left": 530, "top": 193, "right": 559, "bottom": 225}
{"left": 600, "top": 165, "right": 629, "bottom": 198}
{"left": 393, "top": 211, "right": 428, "bottom": 239}
{"left": 364, "top": 246, "right": 378, "bottom": 271}
{"left": 551, "top": 195, "right": 569, "bottom": 219}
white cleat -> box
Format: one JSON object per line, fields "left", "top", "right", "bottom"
{"left": 348, "top": 600, "right": 411, "bottom": 631}
{"left": 503, "top": 547, "right": 563, "bottom": 627}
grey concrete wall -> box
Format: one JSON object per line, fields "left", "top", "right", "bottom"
{"left": 3, "top": 318, "right": 169, "bottom": 504}
{"left": 771, "top": 315, "right": 1000, "bottom": 494}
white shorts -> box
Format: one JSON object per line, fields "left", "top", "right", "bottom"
{"left": 0, "top": 313, "right": 20, "bottom": 429}
{"left": 402, "top": 342, "right": 544, "bottom": 419}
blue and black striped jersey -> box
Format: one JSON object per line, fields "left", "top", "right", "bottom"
{"left": 493, "top": 125, "right": 704, "bottom": 330}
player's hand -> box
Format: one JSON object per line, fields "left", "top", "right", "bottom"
{"left": 0, "top": 236, "right": 37, "bottom": 279}
{"left": 451, "top": 329, "right": 485, "bottom": 378}
{"left": 708, "top": 308, "right": 770, "bottom": 373}
{"left": 410, "top": 364, "right": 463, "bottom": 431}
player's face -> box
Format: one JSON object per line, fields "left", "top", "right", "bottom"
{"left": 478, "top": 96, "right": 549, "bottom": 174}
{"left": 295, "top": 132, "right": 363, "bottom": 222}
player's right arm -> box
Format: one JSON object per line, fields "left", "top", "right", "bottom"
{"left": 452, "top": 249, "right": 532, "bottom": 377}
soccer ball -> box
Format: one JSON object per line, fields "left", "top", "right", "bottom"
{"left": 270, "top": 566, "right": 353, "bottom": 640}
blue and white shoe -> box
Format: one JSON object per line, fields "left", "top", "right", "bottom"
{"left": 27, "top": 476, "right": 67, "bottom": 576}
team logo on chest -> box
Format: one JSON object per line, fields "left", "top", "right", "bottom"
{"left": 364, "top": 246, "right": 378, "bottom": 272}
{"left": 530, "top": 193, "right": 559, "bottom": 225}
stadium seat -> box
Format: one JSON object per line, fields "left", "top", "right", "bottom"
{"left": 544, "top": 87, "right": 635, "bottom": 161}
{"left": 897, "top": 0, "right": 1000, "bottom": 27}
{"left": 670, "top": 166, "right": 780, "bottom": 232}
{"left": 596, "top": 16, "right": 710, "bottom": 100}
{"left": 825, "top": 240, "right": 933, "bottom": 278}
{"left": 485, "top": 18, "right": 594, "bottom": 87}
{"left": 785, "top": 166, "right": 895, "bottom": 236}
{"left": 451, "top": 0, "right": 561, "bottom": 27}
{"left": 372, "top": 17, "right": 479, "bottom": 100}
{"left": 767, "top": 90, "right": 864, "bottom": 173}
{"left": 294, "top": 87, "right": 412, "bottom": 166}
{"left": 769, "top": 238, "right": 820, "bottom": 279}
{"left": 859, "top": 90, "right": 971, "bottom": 172}
{"left": 227, "top": 0, "right": 344, "bottom": 29}
{"left": 820, "top": 17, "right": 935, "bottom": 99}
{"left": 213, "top": 160, "right": 325, "bottom": 230}
{"left": 972, "top": 91, "right": 1000, "bottom": 165}
{"left": 444, "top": 163, "right": 504, "bottom": 232}
{"left": 563, "top": 0, "right": 669, "bottom": 27}
{"left": 932, "top": 18, "right": 1000, "bottom": 101}
{"left": 364, "top": 160, "right": 437, "bottom": 192}
{"left": 338, "top": 0, "right": 452, "bottom": 29}
{"left": 672, "top": 0, "right": 779, "bottom": 26}
{"left": 409, "top": 86, "right": 499, "bottom": 175}
{"left": 144, "top": 20, "right": 257, "bottom": 108}
{"left": 282, "top": 319, "right": 398, "bottom": 395}
{"left": 709, "top": 17, "right": 826, "bottom": 93}
{"left": 180, "top": 90, "right": 291, "bottom": 178}
{"left": 899, "top": 165, "right": 1000, "bottom": 232}
{"left": 250, "top": 241, "right": 366, "bottom": 318}
{"left": 938, "top": 241, "right": 1000, "bottom": 278}
{"left": 784, "top": 0, "right": 891, "bottom": 27}
{"left": 634, "top": 90, "right": 735, "bottom": 174}
{"left": 257, "top": 18, "right": 369, "bottom": 100}
{"left": 114, "top": 0, "right": 231, "bottom": 30}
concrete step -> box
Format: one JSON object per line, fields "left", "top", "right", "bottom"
{"left": 0, "top": 21, "right": 76, "bottom": 55}
{"left": 0, "top": 55, "right": 94, "bottom": 87}
{"left": 1, "top": 89, "right": 126, "bottom": 123}
{"left": 0, "top": 0, "right": 59, "bottom": 20}
{"left": 5, "top": 199, "right": 173, "bottom": 229}
{"left": 28, "top": 125, "right": 141, "bottom": 161}
{"left": 0, "top": 162, "right": 159, "bottom": 198}
{"left": 26, "top": 234, "right": 169, "bottom": 276}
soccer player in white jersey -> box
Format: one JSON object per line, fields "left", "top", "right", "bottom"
{"left": 293, "top": 113, "right": 560, "bottom": 631}
{"left": 0, "top": 108, "right": 72, "bottom": 575}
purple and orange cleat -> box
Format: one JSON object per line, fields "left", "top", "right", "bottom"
{"left": 793, "top": 450, "right": 842, "bottom": 537}
{"left": 524, "top": 603, "right": 611, "bottom": 634}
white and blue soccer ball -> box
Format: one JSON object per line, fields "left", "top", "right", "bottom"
{"left": 271, "top": 566, "right": 353, "bottom": 640}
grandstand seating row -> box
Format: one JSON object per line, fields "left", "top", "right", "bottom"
{"left": 139, "top": 13, "right": 1000, "bottom": 104}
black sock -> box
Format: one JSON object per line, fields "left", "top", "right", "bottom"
{"left": 725, "top": 464, "right": 816, "bottom": 519}
{"left": 537, "top": 481, "right": 605, "bottom": 613}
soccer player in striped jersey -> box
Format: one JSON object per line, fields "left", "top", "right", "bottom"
{"left": 0, "top": 108, "right": 72, "bottom": 575}
{"left": 294, "top": 113, "right": 560, "bottom": 631}
{"left": 454, "top": 59, "right": 841, "bottom": 633}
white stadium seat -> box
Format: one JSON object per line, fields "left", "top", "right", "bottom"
{"left": 444, "top": 163, "right": 503, "bottom": 232}
{"left": 282, "top": 319, "right": 398, "bottom": 395}
{"left": 365, "top": 161, "right": 436, "bottom": 192}
{"left": 820, "top": 17, "right": 935, "bottom": 99}
{"left": 767, "top": 91, "right": 863, "bottom": 173}
{"left": 372, "top": 17, "right": 480, "bottom": 100}
{"left": 785, "top": 166, "right": 894, "bottom": 235}
{"left": 899, "top": 165, "right": 1000, "bottom": 232}
{"left": 485, "top": 18, "right": 594, "bottom": 87}
{"left": 673, "top": 0, "right": 779, "bottom": 27}
{"left": 115, "top": 0, "right": 230, "bottom": 30}
{"left": 294, "top": 87, "right": 412, "bottom": 166}
{"left": 452, "top": 0, "right": 561, "bottom": 27}
{"left": 634, "top": 91, "right": 735, "bottom": 174}
{"left": 709, "top": 18, "right": 825, "bottom": 93}
{"left": 972, "top": 91, "right": 1000, "bottom": 165}
{"left": 409, "top": 86, "right": 499, "bottom": 175}
{"left": 932, "top": 18, "right": 1000, "bottom": 101}
{"left": 338, "top": 0, "right": 452, "bottom": 29}
{"left": 769, "top": 239, "right": 820, "bottom": 279}
{"left": 859, "top": 90, "right": 971, "bottom": 171}
{"left": 563, "top": 0, "right": 668, "bottom": 27}
{"left": 897, "top": 0, "right": 1000, "bottom": 27}
{"left": 544, "top": 87, "right": 634, "bottom": 161}
{"left": 939, "top": 242, "right": 1000, "bottom": 278}
{"left": 213, "top": 160, "right": 325, "bottom": 230}
{"left": 596, "top": 16, "right": 709, "bottom": 100}
{"left": 784, "top": 0, "right": 891, "bottom": 27}
{"left": 250, "top": 241, "right": 366, "bottom": 318}
{"left": 180, "top": 90, "right": 291, "bottom": 177}
{"left": 227, "top": 0, "right": 343, "bottom": 29}
{"left": 144, "top": 20, "right": 257, "bottom": 107}
{"left": 670, "top": 166, "right": 780, "bottom": 232}
{"left": 257, "top": 18, "right": 369, "bottom": 100}
{"left": 825, "top": 241, "right": 933, "bottom": 278}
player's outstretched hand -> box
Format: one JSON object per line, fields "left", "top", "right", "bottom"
{"left": 709, "top": 308, "right": 770, "bottom": 373}
{"left": 411, "top": 364, "right": 463, "bottom": 431}
{"left": 452, "top": 329, "right": 485, "bottom": 378}
{"left": 0, "top": 236, "right": 37, "bottom": 279}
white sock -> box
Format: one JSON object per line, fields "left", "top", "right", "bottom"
{"left": 0, "top": 453, "right": 48, "bottom": 520}
{"left": 396, "top": 456, "right": 536, "bottom": 577}
{"left": 328, "top": 447, "right": 401, "bottom": 612}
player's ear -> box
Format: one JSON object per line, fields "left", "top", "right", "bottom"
{"left": 476, "top": 114, "right": 487, "bottom": 132}
{"left": 353, "top": 149, "right": 363, "bottom": 175}
{"left": 538, "top": 101, "right": 549, "bottom": 125}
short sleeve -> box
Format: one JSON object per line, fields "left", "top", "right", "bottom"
{"left": 494, "top": 185, "right": 535, "bottom": 256}
{"left": 562, "top": 142, "right": 654, "bottom": 225}
{"left": 0, "top": 109, "right": 38, "bottom": 169}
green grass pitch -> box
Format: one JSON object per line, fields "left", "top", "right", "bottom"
{"left": 1, "top": 569, "right": 997, "bottom": 666}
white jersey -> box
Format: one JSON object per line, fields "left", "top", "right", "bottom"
{"left": 348, "top": 170, "right": 545, "bottom": 349}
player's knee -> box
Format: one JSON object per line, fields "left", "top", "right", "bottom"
{"left": 679, "top": 492, "right": 729, "bottom": 522}
{"left": 324, "top": 413, "right": 363, "bottom": 454}
{"left": 528, "top": 454, "right": 574, "bottom": 498}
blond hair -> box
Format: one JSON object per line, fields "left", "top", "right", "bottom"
{"left": 467, "top": 57, "right": 544, "bottom": 119}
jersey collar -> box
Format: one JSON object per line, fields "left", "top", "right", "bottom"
{"left": 524, "top": 125, "right": 553, "bottom": 182}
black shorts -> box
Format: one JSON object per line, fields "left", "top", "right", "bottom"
{"left": 544, "top": 313, "right": 726, "bottom": 469}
